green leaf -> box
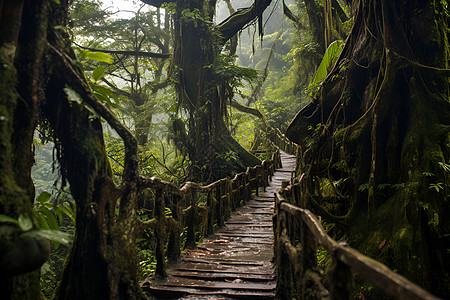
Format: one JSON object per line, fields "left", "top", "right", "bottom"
{"left": 18, "top": 214, "right": 33, "bottom": 231}
{"left": 54, "top": 25, "right": 67, "bottom": 32}
{"left": 358, "top": 183, "right": 368, "bottom": 192}
{"left": 37, "top": 212, "right": 50, "bottom": 230}
{"left": 0, "top": 214, "right": 19, "bottom": 225}
{"left": 54, "top": 207, "right": 63, "bottom": 224}
{"left": 438, "top": 162, "right": 450, "bottom": 172}
{"left": 312, "top": 40, "right": 345, "bottom": 85}
{"left": 40, "top": 206, "right": 59, "bottom": 231}
{"left": 36, "top": 191, "right": 51, "bottom": 203}
{"left": 27, "top": 230, "right": 72, "bottom": 247}
{"left": 429, "top": 183, "right": 444, "bottom": 192}
{"left": 422, "top": 172, "right": 435, "bottom": 177}
{"left": 63, "top": 86, "right": 83, "bottom": 104}
{"left": 92, "top": 85, "right": 116, "bottom": 98}
{"left": 41, "top": 262, "right": 52, "bottom": 276}
{"left": 86, "top": 51, "right": 114, "bottom": 64}
{"left": 61, "top": 204, "right": 75, "bottom": 223}
{"left": 92, "top": 65, "right": 104, "bottom": 82}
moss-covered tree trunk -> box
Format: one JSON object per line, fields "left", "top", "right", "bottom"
{"left": 1, "top": 1, "right": 146, "bottom": 299}
{"left": 172, "top": 0, "right": 261, "bottom": 182}
{"left": 287, "top": 0, "right": 449, "bottom": 298}
{"left": 143, "top": 0, "right": 273, "bottom": 182}
{"left": 0, "top": 1, "right": 47, "bottom": 299}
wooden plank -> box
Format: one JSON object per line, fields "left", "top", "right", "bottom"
{"left": 145, "top": 285, "right": 275, "bottom": 299}
{"left": 170, "top": 270, "right": 275, "bottom": 281}
{"left": 172, "top": 265, "right": 274, "bottom": 275}
{"left": 158, "top": 278, "right": 276, "bottom": 291}
{"left": 181, "top": 257, "right": 272, "bottom": 266}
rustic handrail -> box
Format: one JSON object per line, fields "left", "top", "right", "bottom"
{"left": 137, "top": 148, "right": 282, "bottom": 278}
{"left": 274, "top": 176, "right": 442, "bottom": 300}
{"left": 265, "top": 126, "right": 299, "bottom": 156}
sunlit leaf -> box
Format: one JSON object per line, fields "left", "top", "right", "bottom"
{"left": 438, "top": 161, "right": 450, "bottom": 172}
{"left": 41, "top": 262, "right": 52, "bottom": 276}
{"left": 36, "top": 191, "right": 51, "bottom": 203}
{"left": 18, "top": 214, "right": 33, "bottom": 231}
{"left": 86, "top": 51, "right": 114, "bottom": 64}
{"left": 0, "top": 214, "right": 19, "bottom": 225}
{"left": 92, "top": 85, "right": 116, "bottom": 99}
{"left": 61, "top": 204, "right": 76, "bottom": 223}
{"left": 92, "top": 65, "right": 104, "bottom": 82}
{"left": 37, "top": 212, "right": 50, "bottom": 230}
{"left": 64, "top": 86, "right": 83, "bottom": 104}
{"left": 27, "top": 230, "right": 72, "bottom": 247}
{"left": 312, "top": 40, "right": 345, "bottom": 85}
{"left": 54, "top": 206, "right": 63, "bottom": 223}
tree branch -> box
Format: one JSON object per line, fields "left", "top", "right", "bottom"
{"left": 231, "top": 100, "right": 263, "bottom": 119}
{"left": 247, "top": 28, "right": 282, "bottom": 106}
{"left": 48, "top": 43, "right": 138, "bottom": 182}
{"left": 140, "top": 0, "right": 173, "bottom": 7}
{"left": 75, "top": 43, "right": 171, "bottom": 59}
{"left": 216, "top": 0, "right": 273, "bottom": 44}
{"left": 101, "top": 77, "right": 132, "bottom": 98}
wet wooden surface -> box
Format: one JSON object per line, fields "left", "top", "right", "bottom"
{"left": 141, "top": 151, "right": 296, "bottom": 299}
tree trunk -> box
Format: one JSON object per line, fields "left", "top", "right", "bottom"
{"left": 1, "top": 1, "right": 146, "bottom": 299}
{"left": 287, "top": 0, "right": 449, "bottom": 298}
{"left": 173, "top": 0, "right": 260, "bottom": 182}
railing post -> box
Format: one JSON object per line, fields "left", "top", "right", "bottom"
{"left": 275, "top": 193, "right": 291, "bottom": 300}
{"left": 224, "top": 179, "right": 232, "bottom": 220}
{"left": 185, "top": 188, "right": 198, "bottom": 249}
{"left": 167, "top": 193, "right": 182, "bottom": 263}
{"left": 154, "top": 188, "right": 167, "bottom": 278}
{"left": 215, "top": 183, "right": 223, "bottom": 227}
{"left": 300, "top": 219, "right": 320, "bottom": 299}
{"left": 329, "top": 257, "right": 352, "bottom": 300}
{"left": 207, "top": 190, "right": 215, "bottom": 234}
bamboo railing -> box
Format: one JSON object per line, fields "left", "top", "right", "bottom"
{"left": 138, "top": 148, "right": 282, "bottom": 278}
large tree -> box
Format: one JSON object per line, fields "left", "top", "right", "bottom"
{"left": 142, "top": 0, "right": 274, "bottom": 182}
{"left": 287, "top": 0, "right": 449, "bottom": 297}
{"left": 0, "top": 1, "right": 148, "bottom": 299}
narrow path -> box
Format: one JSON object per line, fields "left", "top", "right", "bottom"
{"left": 141, "top": 151, "right": 296, "bottom": 299}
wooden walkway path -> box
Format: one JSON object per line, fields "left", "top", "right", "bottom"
{"left": 141, "top": 151, "right": 296, "bottom": 299}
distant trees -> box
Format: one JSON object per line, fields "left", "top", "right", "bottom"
{"left": 69, "top": 0, "right": 177, "bottom": 179}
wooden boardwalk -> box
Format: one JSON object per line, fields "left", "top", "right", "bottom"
{"left": 141, "top": 151, "right": 296, "bottom": 299}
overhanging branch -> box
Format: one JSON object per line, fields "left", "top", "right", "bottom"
{"left": 48, "top": 43, "right": 138, "bottom": 182}
{"left": 140, "top": 0, "right": 173, "bottom": 7}
{"left": 75, "top": 43, "right": 171, "bottom": 59}
{"left": 231, "top": 100, "right": 263, "bottom": 119}
{"left": 216, "top": 0, "right": 273, "bottom": 44}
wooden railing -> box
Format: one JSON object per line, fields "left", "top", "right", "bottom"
{"left": 273, "top": 175, "right": 441, "bottom": 300}
{"left": 138, "top": 148, "right": 282, "bottom": 278}
{"left": 266, "top": 126, "right": 298, "bottom": 155}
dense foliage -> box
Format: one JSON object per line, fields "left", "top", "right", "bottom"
{"left": 2, "top": 0, "right": 448, "bottom": 299}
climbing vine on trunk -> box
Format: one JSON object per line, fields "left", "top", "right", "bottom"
{"left": 287, "top": 0, "right": 450, "bottom": 297}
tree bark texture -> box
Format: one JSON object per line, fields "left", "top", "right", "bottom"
{"left": 287, "top": 0, "right": 449, "bottom": 298}
{"left": 170, "top": 0, "right": 269, "bottom": 182}
{"left": 1, "top": 0, "right": 145, "bottom": 299}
